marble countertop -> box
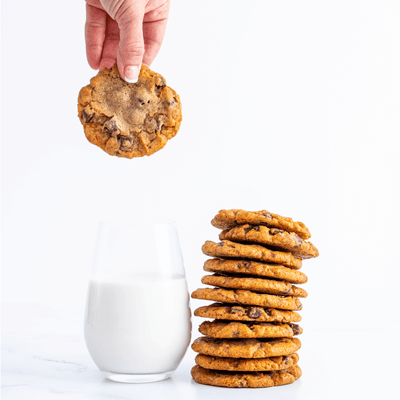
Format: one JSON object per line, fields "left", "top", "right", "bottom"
{"left": 2, "top": 302, "right": 399, "bottom": 399}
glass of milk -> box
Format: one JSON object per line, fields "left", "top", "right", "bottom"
{"left": 84, "top": 220, "right": 192, "bottom": 383}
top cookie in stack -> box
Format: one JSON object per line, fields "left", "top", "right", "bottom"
{"left": 191, "top": 209, "right": 319, "bottom": 389}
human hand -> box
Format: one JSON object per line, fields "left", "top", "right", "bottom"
{"left": 85, "top": 0, "right": 170, "bottom": 82}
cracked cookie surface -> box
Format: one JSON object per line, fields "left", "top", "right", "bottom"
{"left": 202, "top": 240, "right": 302, "bottom": 269}
{"left": 194, "top": 303, "right": 302, "bottom": 323}
{"left": 204, "top": 259, "right": 308, "bottom": 284}
{"left": 192, "top": 337, "right": 301, "bottom": 358}
{"left": 195, "top": 353, "right": 299, "bottom": 372}
{"left": 219, "top": 224, "right": 319, "bottom": 259}
{"left": 191, "top": 288, "right": 302, "bottom": 310}
{"left": 191, "top": 365, "right": 301, "bottom": 388}
{"left": 78, "top": 64, "right": 182, "bottom": 158}
{"left": 198, "top": 321, "right": 302, "bottom": 338}
{"left": 211, "top": 209, "right": 311, "bottom": 239}
{"left": 201, "top": 274, "right": 308, "bottom": 297}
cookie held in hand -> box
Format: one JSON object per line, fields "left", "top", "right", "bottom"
{"left": 78, "top": 64, "right": 182, "bottom": 158}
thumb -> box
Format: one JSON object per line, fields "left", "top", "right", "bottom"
{"left": 115, "top": 3, "right": 145, "bottom": 83}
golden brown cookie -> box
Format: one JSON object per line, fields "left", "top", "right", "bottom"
{"left": 194, "top": 303, "right": 302, "bottom": 323}
{"left": 78, "top": 64, "right": 182, "bottom": 158}
{"left": 219, "top": 224, "right": 319, "bottom": 259}
{"left": 211, "top": 209, "right": 311, "bottom": 240}
{"left": 204, "top": 259, "right": 308, "bottom": 284}
{"left": 198, "top": 321, "right": 302, "bottom": 338}
{"left": 195, "top": 353, "right": 299, "bottom": 372}
{"left": 201, "top": 274, "right": 308, "bottom": 298}
{"left": 202, "top": 241, "right": 302, "bottom": 269}
{"left": 191, "top": 365, "right": 302, "bottom": 388}
{"left": 192, "top": 337, "right": 302, "bottom": 358}
{"left": 191, "top": 288, "right": 302, "bottom": 311}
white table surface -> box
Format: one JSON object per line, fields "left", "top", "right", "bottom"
{"left": 2, "top": 302, "right": 399, "bottom": 400}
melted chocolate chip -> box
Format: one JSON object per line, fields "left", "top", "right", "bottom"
{"left": 104, "top": 120, "right": 118, "bottom": 134}
{"left": 270, "top": 229, "right": 284, "bottom": 235}
{"left": 262, "top": 210, "right": 273, "bottom": 219}
{"left": 291, "top": 324, "right": 301, "bottom": 335}
{"left": 118, "top": 135, "right": 133, "bottom": 150}
{"left": 155, "top": 77, "right": 166, "bottom": 89}
{"left": 293, "top": 234, "right": 303, "bottom": 248}
{"left": 247, "top": 307, "right": 262, "bottom": 319}
{"left": 81, "top": 109, "right": 94, "bottom": 123}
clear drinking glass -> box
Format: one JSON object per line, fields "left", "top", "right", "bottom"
{"left": 84, "top": 220, "right": 192, "bottom": 383}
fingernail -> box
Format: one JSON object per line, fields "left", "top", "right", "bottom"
{"left": 124, "top": 65, "right": 140, "bottom": 83}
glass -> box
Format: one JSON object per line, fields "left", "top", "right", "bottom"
{"left": 84, "top": 220, "right": 192, "bottom": 383}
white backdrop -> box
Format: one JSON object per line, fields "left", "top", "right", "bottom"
{"left": 2, "top": 0, "right": 400, "bottom": 337}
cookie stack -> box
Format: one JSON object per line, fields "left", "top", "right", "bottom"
{"left": 190, "top": 209, "right": 319, "bottom": 388}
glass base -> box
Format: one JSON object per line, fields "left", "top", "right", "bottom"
{"left": 102, "top": 370, "right": 174, "bottom": 383}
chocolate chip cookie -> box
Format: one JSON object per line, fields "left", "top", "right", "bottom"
{"left": 78, "top": 64, "right": 182, "bottom": 158}
{"left": 191, "top": 365, "right": 302, "bottom": 388}
{"left": 195, "top": 353, "right": 299, "bottom": 372}
{"left": 211, "top": 209, "right": 311, "bottom": 240}
{"left": 219, "top": 224, "right": 319, "bottom": 259}
{"left": 198, "top": 321, "right": 302, "bottom": 338}
{"left": 204, "top": 259, "right": 308, "bottom": 284}
{"left": 201, "top": 274, "right": 308, "bottom": 297}
{"left": 194, "top": 303, "right": 302, "bottom": 323}
{"left": 191, "top": 288, "right": 303, "bottom": 310}
{"left": 202, "top": 241, "right": 302, "bottom": 269}
{"left": 192, "top": 337, "right": 302, "bottom": 358}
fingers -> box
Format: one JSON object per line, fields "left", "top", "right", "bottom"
{"left": 115, "top": 3, "right": 145, "bottom": 82}
{"left": 99, "top": 17, "right": 119, "bottom": 69}
{"left": 142, "top": 1, "right": 170, "bottom": 66}
{"left": 85, "top": 4, "right": 107, "bottom": 70}
{"left": 142, "top": 19, "right": 168, "bottom": 66}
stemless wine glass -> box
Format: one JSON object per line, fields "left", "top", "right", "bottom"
{"left": 84, "top": 220, "right": 192, "bottom": 383}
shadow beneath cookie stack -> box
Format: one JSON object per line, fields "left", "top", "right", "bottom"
{"left": 190, "top": 209, "right": 319, "bottom": 388}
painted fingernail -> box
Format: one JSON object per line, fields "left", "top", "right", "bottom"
{"left": 124, "top": 65, "right": 140, "bottom": 83}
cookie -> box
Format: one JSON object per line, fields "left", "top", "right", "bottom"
{"left": 78, "top": 64, "right": 182, "bottom": 158}
{"left": 192, "top": 337, "right": 302, "bottom": 358}
{"left": 204, "top": 259, "right": 308, "bottom": 284}
{"left": 219, "top": 224, "right": 319, "bottom": 259}
{"left": 198, "top": 321, "right": 302, "bottom": 338}
{"left": 195, "top": 353, "right": 299, "bottom": 372}
{"left": 194, "top": 303, "right": 302, "bottom": 323}
{"left": 202, "top": 241, "right": 302, "bottom": 269}
{"left": 211, "top": 209, "right": 311, "bottom": 240}
{"left": 201, "top": 274, "right": 308, "bottom": 298}
{"left": 191, "top": 365, "right": 301, "bottom": 388}
{"left": 191, "top": 288, "right": 302, "bottom": 310}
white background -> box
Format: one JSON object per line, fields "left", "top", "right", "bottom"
{"left": 2, "top": 0, "right": 400, "bottom": 398}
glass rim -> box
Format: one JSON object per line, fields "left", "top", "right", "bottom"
{"left": 98, "top": 218, "right": 176, "bottom": 226}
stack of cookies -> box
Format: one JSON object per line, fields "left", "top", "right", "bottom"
{"left": 190, "top": 209, "right": 319, "bottom": 388}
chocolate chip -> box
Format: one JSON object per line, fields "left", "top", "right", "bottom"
{"left": 104, "top": 120, "right": 118, "bottom": 134}
{"left": 265, "top": 309, "right": 272, "bottom": 316}
{"left": 81, "top": 109, "right": 94, "bottom": 123}
{"left": 262, "top": 210, "right": 272, "bottom": 219}
{"left": 155, "top": 119, "right": 164, "bottom": 132}
{"left": 270, "top": 229, "right": 284, "bottom": 235}
{"left": 291, "top": 324, "right": 301, "bottom": 335}
{"left": 137, "top": 98, "right": 146, "bottom": 106}
{"left": 118, "top": 135, "right": 133, "bottom": 150}
{"left": 293, "top": 234, "right": 303, "bottom": 248}
{"left": 155, "top": 77, "right": 166, "bottom": 89}
{"left": 230, "top": 306, "right": 244, "bottom": 314}
{"left": 217, "top": 242, "right": 224, "bottom": 247}
{"left": 247, "top": 307, "right": 262, "bottom": 319}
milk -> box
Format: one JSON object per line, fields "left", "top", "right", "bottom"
{"left": 84, "top": 273, "right": 191, "bottom": 374}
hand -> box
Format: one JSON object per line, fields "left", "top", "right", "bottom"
{"left": 85, "top": 0, "right": 170, "bottom": 82}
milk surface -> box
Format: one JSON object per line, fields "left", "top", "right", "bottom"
{"left": 84, "top": 273, "right": 191, "bottom": 374}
